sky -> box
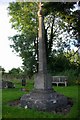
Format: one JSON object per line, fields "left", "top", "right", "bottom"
{"left": 0, "top": 3, "right": 22, "bottom": 72}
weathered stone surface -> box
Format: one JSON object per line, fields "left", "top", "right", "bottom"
{"left": 9, "top": 97, "right": 73, "bottom": 114}
{"left": 0, "top": 81, "right": 15, "bottom": 89}
{"left": 20, "top": 89, "right": 68, "bottom": 111}
{"left": 34, "top": 72, "right": 52, "bottom": 90}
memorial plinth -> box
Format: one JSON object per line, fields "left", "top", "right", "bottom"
{"left": 20, "top": 3, "right": 68, "bottom": 111}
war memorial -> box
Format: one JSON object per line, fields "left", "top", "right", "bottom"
{"left": 20, "top": 3, "right": 69, "bottom": 112}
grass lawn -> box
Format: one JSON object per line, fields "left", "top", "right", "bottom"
{"left": 2, "top": 80, "right": 79, "bottom": 119}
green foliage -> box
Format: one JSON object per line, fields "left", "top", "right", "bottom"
{"left": 9, "top": 33, "right": 37, "bottom": 76}
{"left": 8, "top": 2, "right": 38, "bottom": 33}
{"left": 8, "top": 68, "right": 22, "bottom": 79}
{"left": 48, "top": 53, "right": 71, "bottom": 74}
{"left": 65, "top": 49, "right": 80, "bottom": 64}
{"left": 8, "top": 2, "right": 38, "bottom": 76}
{"left": 44, "top": 2, "right": 80, "bottom": 47}
{"left": 8, "top": 2, "right": 80, "bottom": 78}
{"left": 44, "top": 2, "right": 75, "bottom": 15}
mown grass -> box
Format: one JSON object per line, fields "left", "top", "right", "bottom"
{"left": 2, "top": 80, "right": 79, "bottom": 119}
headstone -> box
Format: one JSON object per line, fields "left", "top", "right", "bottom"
{"left": 6, "top": 81, "right": 15, "bottom": 88}
{"left": 22, "top": 78, "right": 26, "bottom": 86}
{"left": 0, "top": 81, "right": 15, "bottom": 89}
{"left": 20, "top": 2, "right": 68, "bottom": 112}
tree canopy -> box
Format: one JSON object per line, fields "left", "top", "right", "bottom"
{"left": 8, "top": 2, "right": 80, "bottom": 77}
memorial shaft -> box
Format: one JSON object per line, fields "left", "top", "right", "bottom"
{"left": 34, "top": 3, "right": 52, "bottom": 90}
{"left": 38, "top": 3, "right": 47, "bottom": 73}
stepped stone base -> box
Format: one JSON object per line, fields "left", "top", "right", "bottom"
{"left": 20, "top": 89, "right": 68, "bottom": 111}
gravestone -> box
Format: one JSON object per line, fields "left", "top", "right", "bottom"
{"left": 22, "top": 78, "right": 26, "bottom": 86}
{"left": 0, "top": 81, "right": 15, "bottom": 89}
{"left": 0, "top": 68, "right": 15, "bottom": 89}
{"left": 20, "top": 3, "right": 68, "bottom": 111}
{"left": 21, "top": 77, "right": 26, "bottom": 92}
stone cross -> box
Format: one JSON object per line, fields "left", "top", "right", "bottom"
{"left": 20, "top": 3, "right": 68, "bottom": 111}
{"left": 34, "top": 2, "right": 52, "bottom": 90}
